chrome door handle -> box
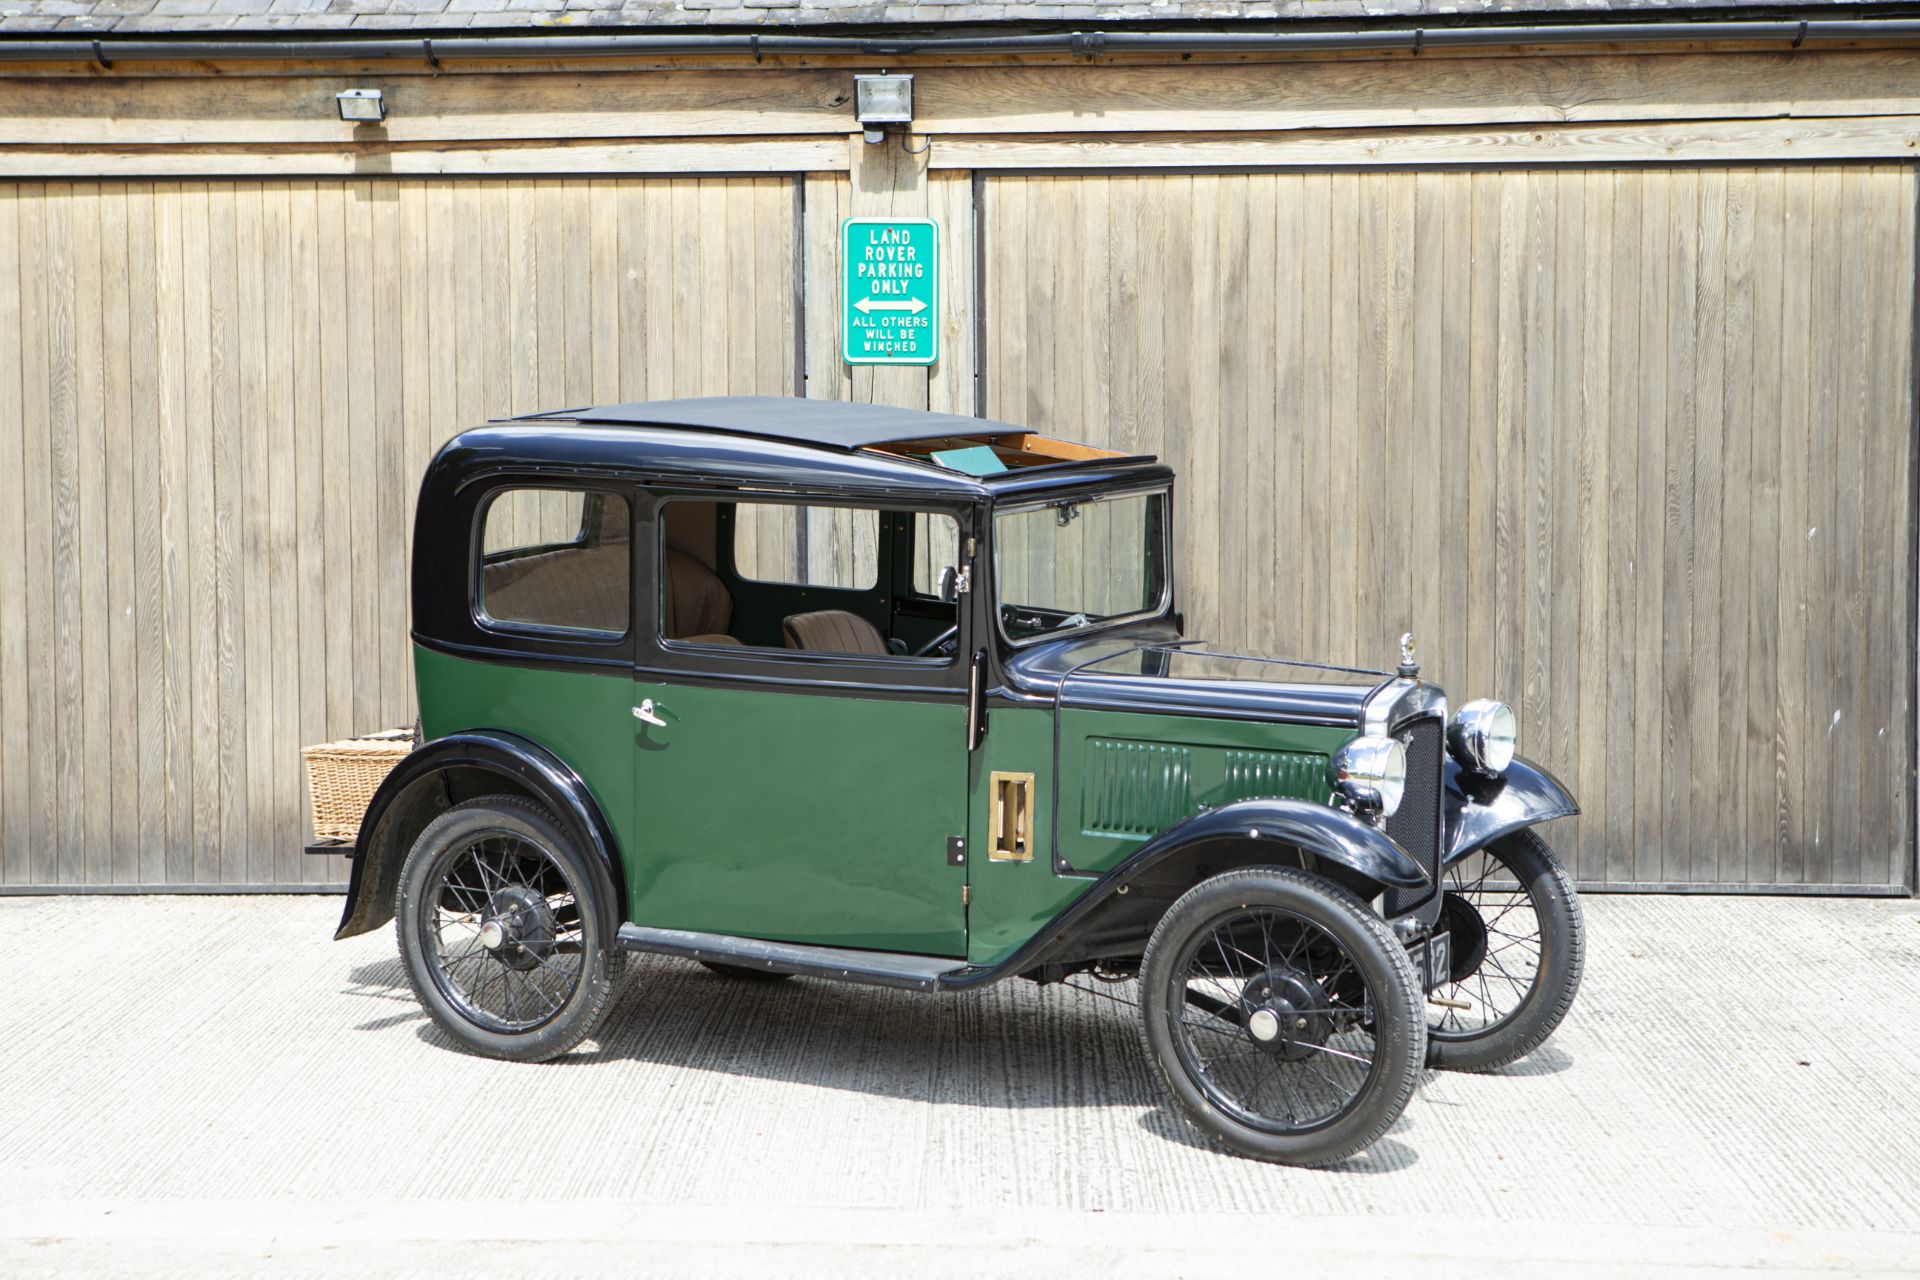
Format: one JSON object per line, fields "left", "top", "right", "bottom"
{"left": 632, "top": 699, "right": 667, "bottom": 728}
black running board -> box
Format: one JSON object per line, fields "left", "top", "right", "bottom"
{"left": 616, "top": 925, "right": 969, "bottom": 992}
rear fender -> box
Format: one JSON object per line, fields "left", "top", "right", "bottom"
{"left": 1442, "top": 755, "right": 1579, "bottom": 868}
{"left": 333, "top": 730, "right": 626, "bottom": 942}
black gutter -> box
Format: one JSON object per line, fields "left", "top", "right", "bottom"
{"left": 5, "top": 19, "right": 1920, "bottom": 64}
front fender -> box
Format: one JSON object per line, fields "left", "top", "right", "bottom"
{"left": 1442, "top": 755, "right": 1579, "bottom": 867}
{"left": 333, "top": 730, "right": 626, "bottom": 942}
{"left": 942, "top": 799, "right": 1426, "bottom": 989}
{"left": 1129, "top": 799, "right": 1430, "bottom": 892}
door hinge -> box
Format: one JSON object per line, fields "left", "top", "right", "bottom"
{"left": 962, "top": 884, "right": 970, "bottom": 906}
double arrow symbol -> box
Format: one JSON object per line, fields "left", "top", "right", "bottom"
{"left": 853, "top": 296, "right": 928, "bottom": 315}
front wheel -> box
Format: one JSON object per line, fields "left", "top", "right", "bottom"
{"left": 1426, "top": 828, "right": 1584, "bottom": 1071}
{"left": 1139, "top": 867, "right": 1427, "bottom": 1167}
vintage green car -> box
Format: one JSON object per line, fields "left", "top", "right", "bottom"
{"left": 335, "top": 396, "right": 1584, "bottom": 1166}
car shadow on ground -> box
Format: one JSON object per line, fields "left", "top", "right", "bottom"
{"left": 1136, "top": 1105, "right": 1420, "bottom": 1172}
{"left": 353, "top": 953, "right": 1176, "bottom": 1112}
{"left": 346, "top": 952, "right": 1438, "bottom": 1168}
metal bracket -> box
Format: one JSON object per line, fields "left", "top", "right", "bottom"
{"left": 946, "top": 836, "right": 966, "bottom": 866}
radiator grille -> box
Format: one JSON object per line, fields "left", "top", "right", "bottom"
{"left": 1383, "top": 716, "right": 1445, "bottom": 915}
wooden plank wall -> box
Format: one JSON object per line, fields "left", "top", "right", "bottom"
{"left": 983, "top": 165, "right": 1915, "bottom": 890}
{"left": 0, "top": 176, "right": 798, "bottom": 888}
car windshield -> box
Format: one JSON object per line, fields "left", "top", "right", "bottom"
{"left": 994, "top": 489, "right": 1169, "bottom": 644}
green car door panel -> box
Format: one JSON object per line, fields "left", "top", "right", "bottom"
{"left": 630, "top": 678, "right": 969, "bottom": 956}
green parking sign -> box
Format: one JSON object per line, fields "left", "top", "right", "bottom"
{"left": 842, "top": 217, "right": 938, "bottom": 366}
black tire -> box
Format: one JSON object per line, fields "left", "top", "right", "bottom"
{"left": 395, "top": 795, "right": 625, "bottom": 1063}
{"left": 1139, "top": 867, "right": 1427, "bottom": 1167}
{"left": 699, "top": 961, "right": 795, "bottom": 983}
{"left": 1426, "top": 828, "right": 1584, "bottom": 1072}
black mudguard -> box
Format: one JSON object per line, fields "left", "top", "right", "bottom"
{"left": 333, "top": 730, "right": 626, "bottom": 942}
{"left": 1127, "top": 799, "right": 1430, "bottom": 892}
{"left": 1441, "top": 755, "right": 1579, "bottom": 869}
{"left": 942, "top": 798, "right": 1428, "bottom": 989}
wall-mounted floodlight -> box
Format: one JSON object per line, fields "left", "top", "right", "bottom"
{"left": 854, "top": 73, "right": 912, "bottom": 145}
{"left": 335, "top": 89, "right": 386, "bottom": 124}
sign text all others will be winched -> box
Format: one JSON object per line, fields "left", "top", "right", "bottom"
{"left": 841, "top": 218, "right": 938, "bottom": 367}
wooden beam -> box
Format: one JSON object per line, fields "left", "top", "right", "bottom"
{"left": 8, "top": 51, "right": 1920, "bottom": 149}
{"left": 913, "top": 52, "right": 1920, "bottom": 136}
{"left": 929, "top": 116, "right": 1920, "bottom": 169}
{"left": 0, "top": 139, "right": 850, "bottom": 178}
{"left": 0, "top": 70, "right": 856, "bottom": 145}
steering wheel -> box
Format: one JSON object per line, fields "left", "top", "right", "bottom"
{"left": 913, "top": 625, "right": 960, "bottom": 658}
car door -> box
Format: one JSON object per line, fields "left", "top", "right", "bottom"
{"left": 628, "top": 490, "right": 972, "bottom": 957}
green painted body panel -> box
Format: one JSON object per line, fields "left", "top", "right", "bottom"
{"left": 415, "top": 646, "right": 1356, "bottom": 972}
{"left": 1056, "top": 708, "right": 1354, "bottom": 875}
{"left": 413, "top": 643, "right": 642, "bottom": 870}
{"left": 965, "top": 704, "right": 1354, "bottom": 967}
{"left": 632, "top": 679, "right": 969, "bottom": 956}
{"left": 966, "top": 705, "right": 1084, "bottom": 967}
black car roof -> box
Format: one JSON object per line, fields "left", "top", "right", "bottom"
{"left": 480, "top": 395, "right": 1173, "bottom": 500}
{"left": 514, "top": 395, "right": 1025, "bottom": 452}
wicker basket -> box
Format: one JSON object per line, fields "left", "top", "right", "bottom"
{"left": 302, "top": 729, "right": 415, "bottom": 842}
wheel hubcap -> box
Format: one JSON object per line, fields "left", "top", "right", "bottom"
{"left": 1243, "top": 968, "right": 1333, "bottom": 1062}
{"left": 423, "top": 831, "right": 586, "bottom": 1035}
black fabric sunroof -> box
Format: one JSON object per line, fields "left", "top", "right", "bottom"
{"left": 519, "top": 396, "right": 1023, "bottom": 452}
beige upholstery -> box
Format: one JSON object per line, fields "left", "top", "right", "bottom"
{"left": 483, "top": 543, "right": 627, "bottom": 633}
{"left": 664, "top": 549, "right": 733, "bottom": 640}
{"left": 781, "top": 609, "right": 889, "bottom": 656}
{"left": 682, "top": 633, "right": 742, "bottom": 646}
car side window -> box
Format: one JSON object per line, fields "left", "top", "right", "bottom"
{"left": 659, "top": 497, "right": 960, "bottom": 661}
{"left": 478, "top": 487, "right": 630, "bottom": 637}
{"left": 734, "top": 503, "right": 879, "bottom": 590}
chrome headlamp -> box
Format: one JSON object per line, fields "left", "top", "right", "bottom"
{"left": 1328, "top": 734, "right": 1407, "bottom": 817}
{"left": 1448, "top": 699, "right": 1517, "bottom": 776}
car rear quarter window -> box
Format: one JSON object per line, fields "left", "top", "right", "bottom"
{"left": 478, "top": 487, "right": 630, "bottom": 636}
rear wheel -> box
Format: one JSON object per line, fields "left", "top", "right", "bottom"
{"left": 395, "top": 795, "right": 625, "bottom": 1062}
{"left": 1139, "top": 867, "right": 1426, "bottom": 1167}
{"left": 1426, "top": 829, "right": 1584, "bottom": 1071}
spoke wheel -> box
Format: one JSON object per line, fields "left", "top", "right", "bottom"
{"left": 1140, "top": 867, "right": 1425, "bottom": 1167}
{"left": 1426, "top": 829, "right": 1584, "bottom": 1072}
{"left": 424, "top": 831, "right": 586, "bottom": 1034}
{"left": 395, "top": 795, "right": 624, "bottom": 1062}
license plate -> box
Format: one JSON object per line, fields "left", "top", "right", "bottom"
{"left": 1421, "top": 931, "right": 1452, "bottom": 992}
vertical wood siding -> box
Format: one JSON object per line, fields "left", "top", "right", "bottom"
{"left": 1, "top": 164, "right": 1913, "bottom": 892}
{"left": 982, "top": 165, "right": 1915, "bottom": 890}
{"left": 0, "top": 177, "right": 797, "bottom": 888}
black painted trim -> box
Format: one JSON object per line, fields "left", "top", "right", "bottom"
{"left": 617, "top": 925, "right": 962, "bottom": 990}
{"left": 1441, "top": 754, "right": 1581, "bottom": 867}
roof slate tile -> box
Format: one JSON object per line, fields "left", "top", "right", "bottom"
{"left": 0, "top": 0, "right": 1897, "bottom": 34}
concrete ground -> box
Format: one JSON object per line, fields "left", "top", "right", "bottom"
{"left": 1, "top": 892, "right": 1917, "bottom": 1278}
